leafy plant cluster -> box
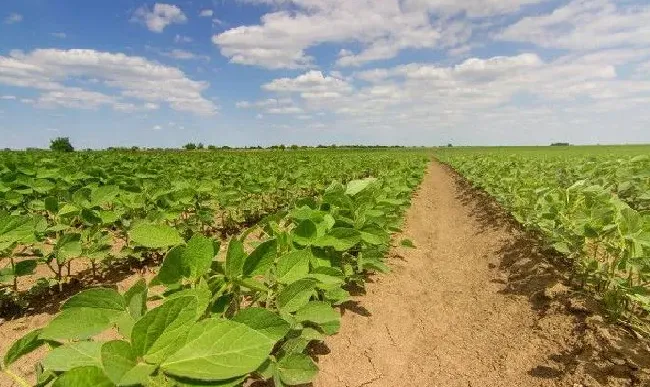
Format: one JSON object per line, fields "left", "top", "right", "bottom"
{"left": 1, "top": 158, "right": 427, "bottom": 386}
{"left": 0, "top": 149, "right": 426, "bottom": 309}
{"left": 437, "top": 149, "right": 650, "bottom": 330}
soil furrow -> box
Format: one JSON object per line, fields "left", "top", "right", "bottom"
{"left": 314, "top": 160, "right": 650, "bottom": 387}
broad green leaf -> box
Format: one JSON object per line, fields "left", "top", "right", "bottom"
{"left": 243, "top": 239, "right": 277, "bottom": 277}
{"left": 165, "top": 285, "right": 212, "bottom": 319}
{"left": 129, "top": 223, "right": 183, "bottom": 248}
{"left": 40, "top": 308, "right": 124, "bottom": 340}
{"left": 62, "top": 288, "right": 125, "bottom": 310}
{"left": 44, "top": 196, "right": 58, "bottom": 213}
{"left": 276, "top": 353, "right": 319, "bottom": 385}
{"left": 237, "top": 277, "right": 270, "bottom": 292}
{"left": 276, "top": 278, "right": 318, "bottom": 313}
{"left": 55, "top": 233, "right": 82, "bottom": 262}
{"left": 91, "top": 185, "right": 119, "bottom": 207}
{"left": 52, "top": 366, "right": 113, "bottom": 387}
{"left": 41, "top": 289, "right": 126, "bottom": 340}
{"left": 225, "top": 239, "right": 245, "bottom": 279}
{"left": 232, "top": 307, "right": 290, "bottom": 342}
{"left": 279, "top": 338, "right": 309, "bottom": 355}
{"left": 42, "top": 341, "right": 103, "bottom": 372}
{"left": 360, "top": 226, "right": 388, "bottom": 245}
{"left": 156, "top": 245, "right": 186, "bottom": 285}
{"left": 132, "top": 296, "right": 199, "bottom": 364}
{"left": 276, "top": 249, "right": 311, "bottom": 284}
{"left": 14, "top": 259, "right": 37, "bottom": 276}
{"left": 58, "top": 203, "right": 80, "bottom": 216}
{"left": 345, "top": 178, "right": 376, "bottom": 196}
{"left": 294, "top": 301, "right": 341, "bottom": 335}
{"left": 161, "top": 318, "right": 274, "bottom": 381}
{"left": 293, "top": 220, "right": 318, "bottom": 246}
{"left": 3, "top": 329, "right": 43, "bottom": 367}
{"left": 183, "top": 234, "right": 215, "bottom": 280}
{"left": 117, "top": 363, "right": 157, "bottom": 386}
{"left": 314, "top": 228, "right": 361, "bottom": 251}
{"left": 123, "top": 278, "right": 147, "bottom": 320}
{"left": 323, "top": 287, "right": 350, "bottom": 305}
{"left": 101, "top": 340, "right": 136, "bottom": 385}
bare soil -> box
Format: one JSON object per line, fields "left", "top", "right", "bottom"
{"left": 314, "top": 161, "right": 650, "bottom": 387}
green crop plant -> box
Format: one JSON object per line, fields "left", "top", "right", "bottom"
{"left": 1, "top": 150, "right": 428, "bottom": 386}
{"left": 0, "top": 149, "right": 428, "bottom": 310}
{"left": 436, "top": 146, "right": 650, "bottom": 331}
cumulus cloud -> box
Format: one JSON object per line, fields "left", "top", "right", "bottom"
{"left": 199, "top": 9, "right": 214, "bottom": 17}
{"left": 262, "top": 71, "right": 352, "bottom": 101}
{"left": 132, "top": 3, "right": 187, "bottom": 33}
{"left": 498, "top": 0, "right": 650, "bottom": 50}
{"left": 0, "top": 49, "right": 216, "bottom": 115}
{"left": 4, "top": 13, "right": 22, "bottom": 24}
{"left": 213, "top": 0, "right": 545, "bottom": 69}
{"left": 251, "top": 49, "right": 650, "bottom": 143}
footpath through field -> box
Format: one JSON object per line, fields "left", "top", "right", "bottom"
{"left": 314, "top": 160, "right": 648, "bottom": 387}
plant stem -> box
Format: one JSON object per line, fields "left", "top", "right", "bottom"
{"left": 10, "top": 256, "right": 17, "bottom": 292}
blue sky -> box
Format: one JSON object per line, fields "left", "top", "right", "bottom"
{"left": 1, "top": 0, "right": 650, "bottom": 148}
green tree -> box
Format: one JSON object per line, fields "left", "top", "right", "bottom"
{"left": 50, "top": 137, "right": 74, "bottom": 152}
{"left": 183, "top": 143, "right": 197, "bottom": 150}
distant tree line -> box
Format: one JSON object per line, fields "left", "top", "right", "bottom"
{"left": 2, "top": 138, "right": 412, "bottom": 152}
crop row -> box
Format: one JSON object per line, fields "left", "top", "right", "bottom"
{"left": 1, "top": 152, "right": 428, "bottom": 386}
{"left": 437, "top": 149, "right": 650, "bottom": 331}
{"left": 0, "top": 150, "right": 425, "bottom": 312}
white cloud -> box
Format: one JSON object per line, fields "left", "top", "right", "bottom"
{"left": 213, "top": 0, "right": 544, "bottom": 69}
{"left": 174, "top": 34, "right": 193, "bottom": 43}
{"left": 253, "top": 50, "right": 650, "bottom": 143}
{"left": 132, "top": 3, "right": 187, "bottom": 33}
{"left": 4, "top": 13, "right": 22, "bottom": 24}
{"left": 262, "top": 71, "right": 352, "bottom": 101}
{"left": 213, "top": 1, "right": 460, "bottom": 68}
{"left": 1, "top": 95, "right": 16, "bottom": 100}
{"left": 160, "top": 49, "right": 209, "bottom": 61}
{"left": 401, "top": 0, "right": 547, "bottom": 17}
{"left": 200, "top": 9, "right": 214, "bottom": 17}
{"left": 153, "top": 125, "right": 162, "bottom": 130}
{"left": 0, "top": 49, "right": 217, "bottom": 115}
{"left": 267, "top": 106, "right": 303, "bottom": 114}
{"left": 236, "top": 97, "right": 301, "bottom": 114}
{"left": 498, "top": 0, "right": 650, "bottom": 50}
{"left": 51, "top": 32, "right": 67, "bottom": 39}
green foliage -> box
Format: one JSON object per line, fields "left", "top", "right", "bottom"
{"left": 437, "top": 146, "right": 650, "bottom": 327}
{"left": 1, "top": 150, "right": 429, "bottom": 386}
{"left": 49, "top": 137, "right": 75, "bottom": 153}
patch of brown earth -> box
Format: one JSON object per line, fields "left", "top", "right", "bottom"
{"left": 314, "top": 161, "right": 650, "bottom": 387}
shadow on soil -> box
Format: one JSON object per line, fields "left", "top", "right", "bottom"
{"left": 441, "top": 162, "right": 650, "bottom": 386}
{"left": 1, "top": 256, "right": 159, "bottom": 320}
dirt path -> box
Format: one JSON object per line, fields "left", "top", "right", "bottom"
{"left": 314, "top": 161, "right": 650, "bottom": 387}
